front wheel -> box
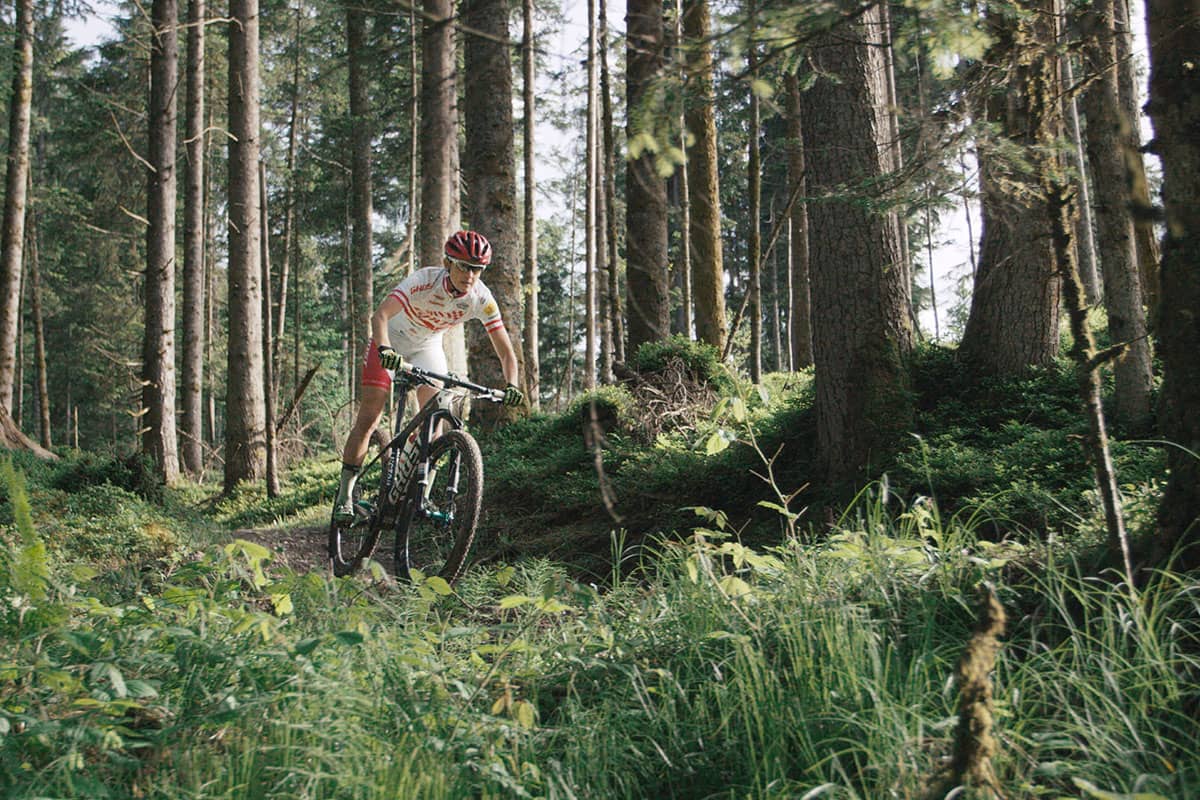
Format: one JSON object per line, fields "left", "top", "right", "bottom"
{"left": 394, "top": 429, "right": 483, "bottom": 585}
{"left": 329, "top": 435, "right": 393, "bottom": 577}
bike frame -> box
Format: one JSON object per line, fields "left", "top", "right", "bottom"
{"left": 362, "top": 366, "right": 501, "bottom": 524}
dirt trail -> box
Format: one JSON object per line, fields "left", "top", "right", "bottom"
{"left": 228, "top": 523, "right": 330, "bottom": 574}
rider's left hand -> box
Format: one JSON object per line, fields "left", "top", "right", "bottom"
{"left": 502, "top": 383, "right": 524, "bottom": 407}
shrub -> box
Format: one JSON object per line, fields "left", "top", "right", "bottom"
{"left": 631, "top": 334, "right": 731, "bottom": 392}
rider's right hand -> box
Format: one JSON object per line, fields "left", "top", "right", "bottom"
{"left": 377, "top": 345, "right": 407, "bottom": 372}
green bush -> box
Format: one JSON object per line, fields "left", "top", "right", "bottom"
{"left": 631, "top": 334, "right": 732, "bottom": 391}
{"left": 48, "top": 452, "right": 166, "bottom": 504}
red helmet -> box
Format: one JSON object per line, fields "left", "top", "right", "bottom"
{"left": 444, "top": 230, "right": 492, "bottom": 267}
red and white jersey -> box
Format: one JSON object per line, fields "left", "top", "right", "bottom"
{"left": 385, "top": 266, "right": 505, "bottom": 345}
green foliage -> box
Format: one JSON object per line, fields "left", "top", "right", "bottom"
{"left": 211, "top": 458, "right": 341, "bottom": 529}
{"left": 1, "top": 459, "right": 52, "bottom": 631}
{"left": 48, "top": 452, "right": 166, "bottom": 504}
{"left": 631, "top": 334, "right": 733, "bottom": 392}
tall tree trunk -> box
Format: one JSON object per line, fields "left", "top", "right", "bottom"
{"left": 463, "top": 0, "right": 526, "bottom": 428}
{"left": 274, "top": 4, "right": 303, "bottom": 390}
{"left": 626, "top": 0, "right": 670, "bottom": 355}
{"left": 600, "top": 0, "right": 624, "bottom": 367}
{"left": 420, "top": 0, "right": 464, "bottom": 377}
{"left": 785, "top": 71, "right": 813, "bottom": 369}
{"left": 419, "top": 0, "right": 458, "bottom": 268}
{"left": 879, "top": 0, "right": 913, "bottom": 329}
{"left": 408, "top": 2, "right": 419, "bottom": 275}
{"left": 800, "top": 0, "right": 915, "bottom": 484}
{"left": 522, "top": 0, "right": 539, "bottom": 408}
{"left": 181, "top": 0, "right": 206, "bottom": 475}
{"left": 584, "top": 0, "right": 598, "bottom": 389}
{"left": 348, "top": 3, "right": 374, "bottom": 358}
{"left": 25, "top": 211, "right": 49, "bottom": 448}
{"left": 1113, "top": 0, "right": 1160, "bottom": 312}
{"left": 1146, "top": 0, "right": 1200, "bottom": 569}
{"left": 260, "top": 162, "right": 279, "bottom": 497}
{"left": 747, "top": 7, "right": 762, "bottom": 382}
{"left": 224, "top": 0, "right": 267, "bottom": 490}
{"left": 1062, "top": 52, "right": 1103, "bottom": 305}
{"left": 0, "top": 0, "right": 34, "bottom": 413}
{"left": 682, "top": 0, "right": 726, "bottom": 351}
{"left": 1080, "top": 0, "right": 1154, "bottom": 428}
{"left": 204, "top": 99, "right": 219, "bottom": 449}
{"left": 959, "top": 0, "right": 1062, "bottom": 375}
{"left": 672, "top": 0, "right": 692, "bottom": 338}
{"left": 143, "top": 0, "right": 180, "bottom": 485}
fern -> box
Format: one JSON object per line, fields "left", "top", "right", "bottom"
{"left": 1, "top": 456, "right": 50, "bottom": 603}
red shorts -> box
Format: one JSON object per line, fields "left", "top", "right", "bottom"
{"left": 361, "top": 339, "right": 392, "bottom": 390}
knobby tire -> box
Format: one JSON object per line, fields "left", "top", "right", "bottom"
{"left": 328, "top": 435, "right": 393, "bottom": 577}
{"left": 394, "top": 429, "right": 483, "bottom": 585}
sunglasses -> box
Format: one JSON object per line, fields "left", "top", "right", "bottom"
{"left": 448, "top": 258, "right": 486, "bottom": 274}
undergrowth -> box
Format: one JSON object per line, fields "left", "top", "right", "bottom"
{"left": 0, "top": 342, "right": 1183, "bottom": 798}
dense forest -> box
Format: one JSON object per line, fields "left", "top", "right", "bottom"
{"left": 1, "top": 0, "right": 1199, "bottom": 795}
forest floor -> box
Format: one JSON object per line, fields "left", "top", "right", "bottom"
{"left": 228, "top": 522, "right": 329, "bottom": 574}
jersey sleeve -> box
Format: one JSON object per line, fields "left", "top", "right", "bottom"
{"left": 476, "top": 285, "right": 505, "bottom": 334}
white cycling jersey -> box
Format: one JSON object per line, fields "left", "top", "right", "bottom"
{"left": 386, "top": 266, "right": 505, "bottom": 346}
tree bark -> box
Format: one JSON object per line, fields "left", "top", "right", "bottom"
{"left": 275, "top": 4, "right": 303, "bottom": 392}
{"left": 143, "top": 0, "right": 181, "bottom": 485}
{"left": 747, "top": 8, "right": 762, "bottom": 382}
{"left": 0, "top": 0, "right": 34, "bottom": 413}
{"left": 959, "top": 0, "right": 1062, "bottom": 375}
{"left": 348, "top": 2, "right": 374, "bottom": 358}
{"left": 1061, "top": 52, "right": 1103, "bottom": 305}
{"left": 522, "top": 0, "right": 540, "bottom": 408}
{"left": 419, "top": 0, "right": 458, "bottom": 268}
{"left": 1113, "top": 0, "right": 1160, "bottom": 312}
{"left": 224, "top": 0, "right": 267, "bottom": 490}
{"left": 25, "top": 211, "right": 49, "bottom": 449}
{"left": 181, "top": 0, "right": 206, "bottom": 475}
{"left": 1080, "top": 0, "right": 1154, "bottom": 428}
{"left": 463, "top": 0, "right": 526, "bottom": 428}
{"left": 800, "top": 0, "right": 915, "bottom": 484}
{"left": 600, "top": 0, "right": 624, "bottom": 368}
{"left": 626, "top": 0, "right": 670, "bottom": 355}
{"left": 1146, "top": 0, "right": 1200, "bottom": 569}
{"left": 682, "top": 0, "right": 726, "bottom": 351}
{"left": 785, "top": 73, "right": 812, "bottom": 370}
{"left": 585, "top": 0, "right": 598, "bottom": 389}
{"left": 260, "top": 162, "right": 279, "bottom": 497}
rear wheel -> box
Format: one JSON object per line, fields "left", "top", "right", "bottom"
{"left": 394, "top": 429, "right": 482, "bottom": 584}
{"left": 329, "top": 434, "right": 393, "bottom": 576}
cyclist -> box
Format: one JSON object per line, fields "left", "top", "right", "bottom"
{"left": 333, "top": 230, "right": 524, "bottom": 522}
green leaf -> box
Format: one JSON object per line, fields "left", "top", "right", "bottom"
{"left": 426, "top": 576, "right": 453, "bottom": 596}
{"left": 718, "top": 576, "right": 753, "bottom": 598}
{"left": 271, "top": 593, "right": 293, "bottom": 615}
{"left": 499, "top": 594, "right": 532, "bottom": 609}
{"left": 514, "top": 700, "right": 536, "bottom": 729}
{"left": 1071, "top": 779, "right": 1169, "bottom": 800}
{"left": 495, "top": 565, "right": 515, "bottom": 587}
{"left": 103, "top": 663, "right": 128, "bottom": 698}
{"left": 334, "top": 631, "right": 365, "bottom": 646}
{"left": 535, "top": 598, "right": 572, "bottom": 613}
{"left": 226, "top": 539, "right": 271, "bottom": 562}
{"left": 293, "top": 638, "right": 322, "bottom": 657}
{"left": 704, "top": 431, "right": 730, "bottom": 455}
{"left": 731, "top": 397, "right": 747, "bottom": 423}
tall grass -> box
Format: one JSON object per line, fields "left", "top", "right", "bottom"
{"left": 3, "top": 465, "right": 1196, "bottom": 798}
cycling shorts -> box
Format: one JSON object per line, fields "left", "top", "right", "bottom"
{"left": 360, "top": 335, "right": 449, "bottom": 390}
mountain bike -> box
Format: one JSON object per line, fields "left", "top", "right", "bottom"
{"left": 329, "top": 366, "right": 504, "bottom": 583}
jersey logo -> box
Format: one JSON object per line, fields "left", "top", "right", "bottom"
{"left": 483, "top": 301, "right": 498, "bottom": 317}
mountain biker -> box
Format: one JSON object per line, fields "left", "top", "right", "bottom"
{"left": 333, "top": 230, "right": 524, "bottom": 522}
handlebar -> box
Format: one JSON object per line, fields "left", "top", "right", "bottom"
{"left": 397, "top": 365, "right": 505, "bottom": 403}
